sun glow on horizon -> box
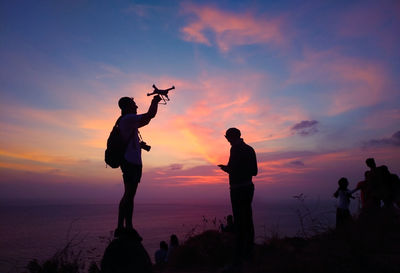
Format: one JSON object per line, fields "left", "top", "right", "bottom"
{"left": 0, "top": 0, "right": 399, "bottom": 202}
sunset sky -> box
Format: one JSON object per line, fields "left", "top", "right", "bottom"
{"left": 1, "top": 0, "right": 399, "bottom": 204}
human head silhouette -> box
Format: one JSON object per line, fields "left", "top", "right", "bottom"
{"left": 338, "top": 177, "right": 349, "bottom": 189}
{"left": 118, "top": 97, "right": 138, "bottom": 115}
{"left": 366, "top": 158, "right": 376, "bottom": 169}
{"left": 225, "top": 127, "right": 241, "bottom": 145}
{"left": 170, "top": 234, "right": 179, "bottom": 247}
{"left": 160, "top": 241, "right": 168, "bottom": 251}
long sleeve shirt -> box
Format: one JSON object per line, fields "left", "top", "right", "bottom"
{"left": 227, "top": 139, "right": 258, "bottom": 188}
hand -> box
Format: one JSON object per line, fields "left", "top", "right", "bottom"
{"left": 152, "top": 95, "right": 162, "bottom": 104}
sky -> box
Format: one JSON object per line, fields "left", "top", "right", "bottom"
{"left": 0, "top": 0, "right": 399, "bottom": 204}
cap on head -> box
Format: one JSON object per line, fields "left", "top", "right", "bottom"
{"left": 225, "top": 127, "right": 241, "bottom": 139}
{"left": 118, "top": 97, "right": 134, "bottom": 111}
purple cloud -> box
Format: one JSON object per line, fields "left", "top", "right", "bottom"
{"left": 364, "top": 130, "right": 400, "bottom": 147}
{"left": 169, "top": 164, "right": 184, "bottom": 171}
{"left": 288, "top": 160, "right": 305, "bottom": 167}
{"left": 257, "top": 150, "right": 316, "bottom": 162}
{"left": 291, "top": 120, "right": 319, "bottom": 136}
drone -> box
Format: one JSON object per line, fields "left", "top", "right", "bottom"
{"left": 147, "top": 84, "right": 175, "bottom": 105}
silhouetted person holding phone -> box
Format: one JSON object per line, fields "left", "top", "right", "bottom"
{"left": 218, "top": 127, "right": 258, "bottom": 264}
{"left": 115, "top": 95, "right": 161, "bottom": 237}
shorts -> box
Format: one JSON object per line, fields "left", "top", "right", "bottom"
{"left": 120, "top": 159, "right": 142, "bottom": 184}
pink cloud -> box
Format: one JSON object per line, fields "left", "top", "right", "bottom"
{"left": 0, "top": 67, "right": 314, "bottom": 194}
{"left": 287, "top": 49, "right": 390, "bottom": 115}
{"left": 145, "top": 72, "right": 308, "bottom": 166}
{"left": 141, "top": 73, "right": 269, "bottom": 165}
{"left": 180, "top": 4, "right": 285, "bottom": 52}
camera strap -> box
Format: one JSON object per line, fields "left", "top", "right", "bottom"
{"left": 138, "top": 130, "right": 144, "bottom": 142}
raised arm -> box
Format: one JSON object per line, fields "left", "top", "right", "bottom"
{"left": 138, "top": 95, "right": 161, "bottom": 128}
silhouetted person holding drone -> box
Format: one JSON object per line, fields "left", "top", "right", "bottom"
{"left": 115, "top": 94, "right": 161, "bottom": 237}
{"left": 218, "top": 128, "right": 258, "bottom": 265}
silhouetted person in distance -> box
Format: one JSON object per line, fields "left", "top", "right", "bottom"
{"left": 167, "top": 234, "right": 179, "bottom": 261}
{"left": 391, "top": 173, "right": 400, "bottom": 208}
{"left": 155, "top": 241, "right": 168, "bottom": 265}
{"left": 365, "top": 157, "right": 394, "bottom": 209}
{"left": 333, "top": 177, "right": 355, "bottom": 230}
{"left": 354, "top": 171, "right": 370, "bottom": 209}
{"left": 218, "top": 127, "right": 258, "bottom": 263}
{"left": 115, "top": 95, "right": 161, "bottom": 237}
{"left": 379, "top": 165, "right": 395, "bottom": 209}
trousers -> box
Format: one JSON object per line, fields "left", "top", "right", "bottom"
{"left": 230, "top": 183, "right": 255, "bottom": 260}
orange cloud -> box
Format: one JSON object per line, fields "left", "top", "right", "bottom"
{"left": 0, "top": 67, "right": 314, "bottom": 190}
{"left": 154, "top": 174, "right": 225, "bottom": 186}
{"left": 181, "top": 4, "right": 285, "bottom": 52}
{"left": 140, "top": 71, "right": 315, "bottom": 170}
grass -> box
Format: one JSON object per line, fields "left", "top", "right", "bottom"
{"left": 22, "top": 202, "right": 400, "bottom": 273}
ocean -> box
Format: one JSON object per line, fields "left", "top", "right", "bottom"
{"left": 0, "top": 200, "right": 337, "bottom": 273}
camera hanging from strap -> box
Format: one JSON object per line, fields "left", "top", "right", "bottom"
{"left": 138, "top": 130, "right": 151, "bottom": 152}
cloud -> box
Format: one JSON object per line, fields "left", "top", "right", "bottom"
{"left": 291, "top": 120, "right": 319, "bottom": 136}
{"left": 168, "top": 164, "right": 184, "bottom": 171}
{"left": 363, "top": 131, "right": 400, "bottom": 148}
{"left": 180, "top": 4, "right": 285, "bottom": 52}
{"left": 257, "top": 150, "right": 317, "bottom": 162}
{"left": 287, "top": 49, "right": 389, "bottom": 115}
{"left": 288, "top": 160, "right": 305, "bottom": 167}
{"left": 144, "top": 164, "right": 226, "bottom": 186}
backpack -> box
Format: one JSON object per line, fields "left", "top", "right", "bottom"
{"left": 105, "top": 117, "right": 130, "bottom": 168}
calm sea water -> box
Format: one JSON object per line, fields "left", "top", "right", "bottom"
{"left": 0, "top": 201, "right": 336, "bottom": 273}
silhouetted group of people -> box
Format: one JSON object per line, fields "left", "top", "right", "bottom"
{"left": 109, "top": 92, "right": 400, "bottom": 273}
{"left": 154, "top": 234, "right": 179, "bottom": 266}
{"left": 113, "top": 95, "right": 258, "bottom": 269}
{"left": 333, "top": 157, "right": 400, "bottom": 229}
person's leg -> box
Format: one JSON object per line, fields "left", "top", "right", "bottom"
{"left": 123, "top": 182, "right": 138, "bottom": 230}
{"left": 118, "top": 197, "right": 125, "bottom": 230}
{"left": 118, "top": 163, "right": 141, "bottom": 231}
{"left": 230, "top": 189, "right": 240, "bottom": 232}
{"left": 235, "top": 184, "right": 254, "bottom": 260}
{"left": 117, "top": 182, "right": 138, "bottom": 229}
{"left": 231, "top": 186, "right": 255, "bottom": 262}
{"left": 243, "top": 185, "right": 255, "bottom": 253}
{"left": 230, "top": 189, "right": 243, "bottom": 264}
